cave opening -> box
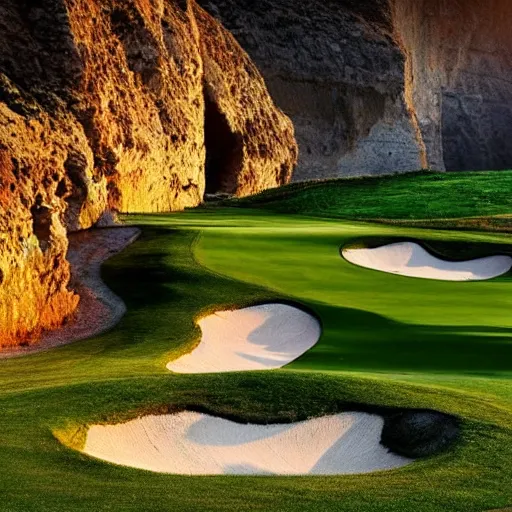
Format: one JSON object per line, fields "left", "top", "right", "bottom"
{"left": 203, "top": 93, "right": 242, "bottom": 197}
{"left": 31, "top": 194, "right": 52, "bottom": 252}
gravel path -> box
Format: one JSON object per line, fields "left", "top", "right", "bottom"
{"left": 0, "top": 227, "right": 140, "bottom": 359}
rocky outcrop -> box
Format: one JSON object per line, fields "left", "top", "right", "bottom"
{"left": 393, "top": 0, "right": 512, "bottom": 172}
{"left": 195, "top": 5, "right": 297, "bottom": 195}
{"left": 200, "top": 0, "right": 512, "bottom": 178}
{"left": 0, "top": 0, "right": 296, "bottom": 347}
{"left": 199, "top": 0, "right": 424, "bottom": 181}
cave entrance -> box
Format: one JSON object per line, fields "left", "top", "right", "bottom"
{"left": 204, "top": 93, "right": 242, "bottom": 197}
{"left": 31, "top": 194, "right": 52, "bottom": 252}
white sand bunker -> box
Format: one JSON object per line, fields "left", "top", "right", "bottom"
{"left": 167, "top": 304, "right": 321, "bottom": 373}
{"left": 83, "top": 411, "right": 412, "bottom": 475}
{"left": 343, "top": 242, "right": 512, "bottom": 281}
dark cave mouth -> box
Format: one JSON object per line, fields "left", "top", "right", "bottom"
{"left": 203, "top": 93, "right": 243, "bottom": 197}
{"left": 31, "top": 194, "right": 52, "bottom": 252}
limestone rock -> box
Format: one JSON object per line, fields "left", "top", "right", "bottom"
{"left": 195, "top": 4, "right": 297, "bottom": 195}
{"left": 393, "top": 0, "right": 512, "bottom": 171}
{"left": 200, "top": 0, "right": 512, "bottom": 178}
{"left": 198, "top": 0, "right": 425, "bottom": 181}
{"left": 0, "top": 0, "right": 296, "bottom": 347}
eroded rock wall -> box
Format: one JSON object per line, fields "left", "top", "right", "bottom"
{"left": 201, "top": 0, "right": 512, "bottom": 178}
{"left": 0, "top": 104, "right": 82, "bottom": 344}
{"left": 393, "top": 0, "right": 512, "bottom": 171}
{"left": 195, "top": 4, "right": 297, "bottom": 194}
{"left": 0, "top": 0, "right": 296, "bottom": 347}
{"left": 199, "top": 0, "right": 426, "bottom": 181}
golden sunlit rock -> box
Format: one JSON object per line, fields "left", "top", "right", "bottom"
{"left": 0, "top": 0, "right": 296, "bottom": 347}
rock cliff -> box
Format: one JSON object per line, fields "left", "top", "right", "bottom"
{"left": 199, "top": 0, "right": 423, "bottom": 181}
{"left": 0, "top": 0, "right": 296, "bottom": 347}
{"left": 394, "top": 0, "right": 512, "bottom": 172}
{"left": 200, "top": 0, "right": 512, "bottom": 179}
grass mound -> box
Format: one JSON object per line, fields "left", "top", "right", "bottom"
{"left": 221, "top": 170, "right": 512, "bottom": 228}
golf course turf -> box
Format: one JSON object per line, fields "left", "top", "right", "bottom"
{"left": 0, "top": 172, "right": 511, "bottom": 510}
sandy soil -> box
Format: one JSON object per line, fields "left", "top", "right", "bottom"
{"left": 343, "top": 241, "right": 512, "bottom": 281}
{"left": 83, "top": 411, "right": 412, "bottom": 475}
{"left": 0, "top": 227, "right": 140, "bottom": 359}
{"left": 167, "top": 303, "right": 321, "bottom": 373}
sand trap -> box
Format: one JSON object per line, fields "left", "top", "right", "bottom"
{"left": 167, "top": 304, "right": 321, "bottom": 373}
{"left": 83, "top": 411, "right": 412, "bottom": 475}
{"left": 342, "top": 242, "right": 512, "bottom": 281}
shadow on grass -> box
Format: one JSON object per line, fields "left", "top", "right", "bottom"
{"left": 94, "top": 226, "right": 512, "bottom": 375}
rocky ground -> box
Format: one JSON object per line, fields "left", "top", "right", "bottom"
{"left": 0, "top": 227, "right": 139, "bottom": 357}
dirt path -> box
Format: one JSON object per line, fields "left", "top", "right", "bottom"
{"left": 0, "top": 227, "right": 140, "bottom": 359}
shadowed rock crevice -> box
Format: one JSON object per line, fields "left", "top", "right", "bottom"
{"left": 62, "top": 151, "right": 88, "bottom": 230}
{"left": 204, "top": 92, "right": 243, "bottom": 195}
{"left": 30, "top": 194, "right": 52, "bottom": 252}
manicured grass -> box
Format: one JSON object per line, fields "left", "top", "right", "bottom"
{"left": 223, "top": 170, "right": 512, "bottom": 226}
{"left": 0, "top": 206, "right": 511, "bottom": 510}
{"left": 192, "top": 216, "right": 512, "bottom": 377}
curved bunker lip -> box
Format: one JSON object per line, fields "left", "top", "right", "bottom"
{"left": 342, "top": 241, "right": 512, "bottom": 281}
{"left": 81, "top": 411, "right": 413, "bottom": 476}
{"left": 167, "top": 303, "right": 321, "bottom": 374}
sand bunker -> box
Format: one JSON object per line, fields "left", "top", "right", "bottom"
{"left": 83, "top": 411, "right": 412, "bottom": 475}
{"left": 343, "top": 242, "right": 512, "bottom": 281}
{"left": 167, "top": 304, "right": 321, "bottom": 373}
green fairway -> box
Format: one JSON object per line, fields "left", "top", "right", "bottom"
{"left": 1, "top": 179, "right": 512, "bottom": 510}
{"left": 225, "top": 170, "right": 512, "bottom": 229}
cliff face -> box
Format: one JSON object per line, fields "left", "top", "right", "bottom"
{"left": 394, "top": 0, "right": 512, "bottom": 172}
{"left": 199, "top": 0, "right": 425, "bottom": 181}
{"left": 0, "top": 0, "right": 296, "bottom": 347}
{"left": 200, "top": 0, "right": 512, "bottom": 178}
{"left": 195, "top": 5, "right": 297, "bottom": 195}
{"left": 3, "top": 0, "right": 510, "bottom": 347}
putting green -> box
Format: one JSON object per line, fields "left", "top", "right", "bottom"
{"left": 0, "top": 206, "right": 511, "bottom": 511}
